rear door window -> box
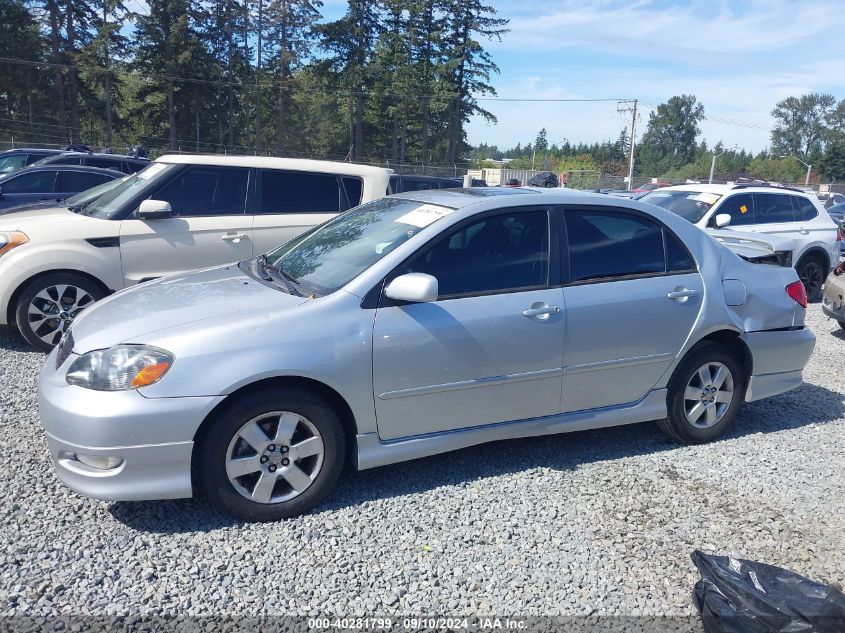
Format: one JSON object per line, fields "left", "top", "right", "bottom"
{"left": 150, "top": 166, "right": 249, "bottom": 216}
{"left": 1, "top": 170, "right": 58, "bottom": 193}
{"left": 565, "top": 209, "right": 666, "bottom": 282}
{"left": 753, "top": 193, "right": 795, "bottom": 223}
{"left": 717, "top": 193, "right": 756, "bottom": 226}
{"left": 259, "top": 170, "right": 345, "bottom": 214}
{"left": 88, "top": 156, "right": 122, "bottom": 170}
{"left": 56, "top": 171, "right": 114, "bottom": 192}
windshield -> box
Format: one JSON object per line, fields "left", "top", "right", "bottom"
{"left": 65, "top": 177, "right": 127, "bottom": 209}
{"left": 81, "top": 162, "right": 175, "bottom": 219}
{"left": 0, "top": 155, "right": 29, "bottom": 174}
{"left": 264, "top": 197, "right": 455, "bottom": 296}
{"left": 640, "top": 190, "right": 722, "bottom": 223}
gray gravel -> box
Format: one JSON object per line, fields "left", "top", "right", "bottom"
{"left": 1, "top": 305, "right": 843, "bottom": 619}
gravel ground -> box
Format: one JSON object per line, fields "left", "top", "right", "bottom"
{"left": 1, "top": 304, "right": 843, "bottom": 622}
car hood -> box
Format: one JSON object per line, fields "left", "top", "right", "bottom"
{"left": 0, "top": 205, "right": 87, "bottom": 229}
{"left": 705, "top": 229, "right": 796, "bottom": 258}
{"left": 0, "top": 200, "right": 64, "bottom": 214}
{"left": 70, "top": 264, "right": 310, "bottom": 352}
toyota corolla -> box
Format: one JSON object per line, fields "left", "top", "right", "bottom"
{"left": 38, "top": 188, "right": 815, "bottom": 521}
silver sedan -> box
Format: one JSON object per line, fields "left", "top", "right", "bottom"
{"left": 38, "top": 188, "right": 815, "bottom": 520}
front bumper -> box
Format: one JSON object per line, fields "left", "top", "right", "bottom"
{"left": 742, "top": 327, "right": 815, "bottom": 402}
{"left": 38, "top": 349, "right": 225, "bottom": 501}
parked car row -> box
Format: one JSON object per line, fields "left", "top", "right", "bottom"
{"left": 0, "top": 151, "right": 829, "bottom": 521}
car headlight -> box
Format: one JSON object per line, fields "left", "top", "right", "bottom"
{"left": 66, "top": 345, "right": 174, "bottom": 391}
{"left": 0, "top": 231, "right": 28, "bottom": 256}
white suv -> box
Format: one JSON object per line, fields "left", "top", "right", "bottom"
{"left": 0, "top": 155, "right": 391, "bottom": 350}
{"left": 640, "top": 184, "right": 840, "bottom": 301}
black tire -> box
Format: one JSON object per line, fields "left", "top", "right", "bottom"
{"left": 657, "top": 341, "right": 747, "bottom": 444}
{"left": 15, "top": 272, "right": 106, "bottom": 352}
{"left": 795, "top": 255, "right": 825, "bottom": 302}
{"left": 197, "top": 387, "right": 346, "bottom": 522}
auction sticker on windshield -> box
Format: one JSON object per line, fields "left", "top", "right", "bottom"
{"left": 693, "top": 192, "right": 721, "bottom": 204}
{"left": 396, "top": 204, "right": 454, "bottom": 228}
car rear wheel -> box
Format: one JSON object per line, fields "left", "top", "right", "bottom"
{"left": 197, "top": 388, "right": 346, "bottom": 521}
{"left": 795, "top": 255, "right": 825, "bottom": 302}
{"left": 657, "top": 342, "right": 746, "bottom": 444}
{"left": 15, "top": 272, "right": 105, "bottom": 352}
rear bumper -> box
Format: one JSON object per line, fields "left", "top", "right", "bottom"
{"left": 742, "top": 328, "right": 815, "bottom": 402}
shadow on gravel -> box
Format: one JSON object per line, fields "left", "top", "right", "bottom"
{"left": 0, "top": 326, "right": 31, "bottom": 353}
{"left": 109, "top": 382, "right": 844, "bottom": 534}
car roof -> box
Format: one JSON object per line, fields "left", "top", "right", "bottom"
{"left": 655, "top": 183, "right": 817, "bottom": 198}
{"left": 390, "top": 186, "right": 608, "bottom": 210}
{"left": 156, "top": 154, "right": 393, "bottom": 176}
{"left": 0, "top": 165, "right": 124, "bottom": 180}
{"left": 0, "top": 148, "right": 61, "bottom": 154}
{"left": 53, "top": 151, "right": 149, "bottom": 161}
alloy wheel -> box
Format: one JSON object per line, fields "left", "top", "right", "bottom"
{"left": 683, "top": 362, "right": 734, "bottom": 429}
{"left": 798, "top": 260, "right": 823, "bottom": 300}
{"left": 27, "top": 284, "right": 94, "bottom": 347}
{"left": 225, "top": 411, "right": 325, "bottom": 504}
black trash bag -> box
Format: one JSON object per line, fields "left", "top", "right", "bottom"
{"left": 691, "top": 550, "right": 845, "bottom": 633}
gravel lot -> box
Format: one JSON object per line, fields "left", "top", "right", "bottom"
{"left": 1, "top": 304, "right": 843, "bottom": 621}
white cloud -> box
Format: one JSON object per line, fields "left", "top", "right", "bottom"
{"left": 467, "top": 0, "right": 845, "bottom": 151}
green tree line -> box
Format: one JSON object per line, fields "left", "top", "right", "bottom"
{"left": 0, "top": 0, "right": 507, "bottom": 165}
{"left": 477, "top": 93, "right": 845, "bottom": 183}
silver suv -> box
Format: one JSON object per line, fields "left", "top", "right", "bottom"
{"left": 640, "top": 183, "right": 840, "bottom": 300}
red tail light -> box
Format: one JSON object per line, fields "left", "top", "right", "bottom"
{"left": 786, "top": 280, "right": 807, "bottom": 308}
{"left": 837, "top": 225, "right": 844, "bottom": 242}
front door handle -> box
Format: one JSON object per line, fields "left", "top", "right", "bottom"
{"left": 221, "top": 233, "right": 248, "bottom": 242}
{"left": 522, "top": 304, "right": 560, "bottom": 318}
{"left": 667, "top": 288, "right": 698, "bottom": 302}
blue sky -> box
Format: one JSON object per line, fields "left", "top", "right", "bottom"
{"left": 325, "top": 0, "right": 845, "bottom": 152}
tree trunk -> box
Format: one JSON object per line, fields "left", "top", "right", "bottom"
{"left": 227, "top": 83, "right": 234, "bottom": 152}
{"left": 47, "top": 0, "right": 67, "bottom": 143}
{"left": 275, "top": 1, "right": 288, "bottom": 154}
{"left": 103, "top": 0, "right": 113, "bottom": 147}
{"left": 65, "top": 0, "right": 81, "bottom": 144}
{"left": 255, "top": 0, "right": 263, "bottom": 153}
{"left": 168, "top": 79, "right": 177, "bottom": 150}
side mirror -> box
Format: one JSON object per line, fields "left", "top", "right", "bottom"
{"left": 385, "top": 273, "right": 438, "bottom": 304}
{"left": 138, "top": 199, "right": 172, "bottom": 219}
{"left": 715, "top": 213, "right": 732, "bottom": 228}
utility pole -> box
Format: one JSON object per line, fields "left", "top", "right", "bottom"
{"left": 103, "top": 0, "right": 112, "bottom": 147}
{"left": 618, "top": 99, "right": 637, "bottom": 191}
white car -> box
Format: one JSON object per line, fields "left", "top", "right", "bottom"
{"left": 0, "top": 155, "right": 391, "bottom": 350}
{"left": 640, "top": 183, "right": 840, "bottom": 301}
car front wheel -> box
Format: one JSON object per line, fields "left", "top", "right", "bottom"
{"left": 658, "top": 342, "right": 746, "bottom": 444}
{"left": 15, "top": 272, "right": 105, "bottom": 351}
{"left": 197, "top": 388, "right": 346, "bottom": 521}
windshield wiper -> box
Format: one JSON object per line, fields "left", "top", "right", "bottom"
{"left": 258, "top": 254, "right": 302, "bottom": 296}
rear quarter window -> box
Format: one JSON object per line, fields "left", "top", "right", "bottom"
{"left": 793, "top": 196, "right": 819, "bottom": 222}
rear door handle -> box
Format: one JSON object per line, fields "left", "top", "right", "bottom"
{"left": 522, "top": 305, "right": 560, "bottom": 318}
{"left": 221, "top": 233, "right": 248, "bottom": 242}
{"left": 667, "top": 288, "right": 698, "bottom": 301}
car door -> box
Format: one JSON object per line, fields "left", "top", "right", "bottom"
{"left": 744, "top": 192, "right": 801, "bottom": 238}
{"left": 372, "top": 207, "right": 565, "bottom": 441}
{"left": 0, "top": 170, "right": 59, "bottom": 209}
{"left": 119, "top": 165, "right": 252, "bottom": 284}
{"left": 560, "top": 206, "right": 703, "bottom": 413}
{"left": 252, "top": 169, "right": 362, "bottom": 256}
